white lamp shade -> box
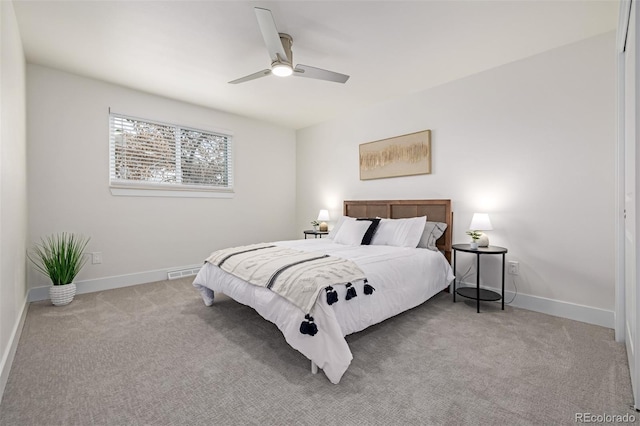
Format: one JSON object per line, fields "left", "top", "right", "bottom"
{"left": 317, "top": 210, "right": 330, "bottom": 221}
{"left": 469, "top": 213, "right": 493, "bottom": 231}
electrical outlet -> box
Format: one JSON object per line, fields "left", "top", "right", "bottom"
{"left": 508, "top": 261, "right": 519, "bottom": 275}
{"left": 91, "top": 252, "right": 102, "bottom": 265}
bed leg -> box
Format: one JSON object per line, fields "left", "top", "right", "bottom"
{"left": 311, "top": 361, "right": 318, "bottom": 374}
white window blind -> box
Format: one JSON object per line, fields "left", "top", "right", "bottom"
{"left": 109, "top": 113, "right": 233, "bottom": 195}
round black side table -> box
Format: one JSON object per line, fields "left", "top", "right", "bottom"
{"left": 303, "top": 230, "right": 329, "bottom": 239}
{"left": 452, "top": 244, "right": 508, "bottom": 313}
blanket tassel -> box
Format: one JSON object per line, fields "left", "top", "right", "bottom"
{"left": 325, "top": 286, "right": 338, "bottom": 305}
{"left": 300, "top": 314, "right": 318, "bottom": 336}
{"left": 363, "top": 278, "right": 375, "bottom": 295}
{"left": 345, "top": 282, "right": 357, "bottom": 300}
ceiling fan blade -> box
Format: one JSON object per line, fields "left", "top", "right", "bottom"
{"left": 228, "top": 69, "right": 272, "bottom": 84}
{"left": 293, "top": 64, "right": 350, "bottom": 84}
{"left": 254, "top": 7, "right": 288, "bottom": 63}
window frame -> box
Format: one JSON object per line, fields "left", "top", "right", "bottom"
{"left": 108, "top": 112, "right": 234, "bottom": 198}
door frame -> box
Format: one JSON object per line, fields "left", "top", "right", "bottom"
{"left": 616, "top": 0, "right": 632, "bottom": 343}
{"left": 616, "top": 0, "right": 640, "bottom": 409}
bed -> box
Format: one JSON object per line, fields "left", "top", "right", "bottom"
{"left": 192, "top": 199, "right": 454, "bottom": 384}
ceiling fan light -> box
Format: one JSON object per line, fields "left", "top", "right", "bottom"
{"left": 272, "top": 63, "right": 293, "bottom": 77}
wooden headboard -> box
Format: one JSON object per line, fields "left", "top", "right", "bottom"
{"left": 343, "top": 199, "right": 453, "bottom": 263}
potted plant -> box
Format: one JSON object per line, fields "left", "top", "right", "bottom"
{"left": 311, "top": 220, "right": 319, "bottom": 231}
{"left": 466, "top": 230, "right": 481, "bottom": 250}
{"left": 28, "top": 233, "right": 90, "bottom": 306}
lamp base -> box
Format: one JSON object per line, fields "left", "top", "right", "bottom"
{"left": 319, "top": 222, "right": 328, "bottom": 232}
{"left": 477, "top": 233, "right": 489, "bottom": 247}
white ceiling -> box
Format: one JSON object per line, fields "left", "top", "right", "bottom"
{"left": 13, "top": 0, "right": 619, "bottom": 130}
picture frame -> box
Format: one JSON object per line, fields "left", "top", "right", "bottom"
{"left": 359, "top": 130, "right": 431, "bottom": 180}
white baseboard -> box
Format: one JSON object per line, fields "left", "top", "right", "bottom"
{"left": 454, "top": 282, "right": 614, "bottom": 329}
{"left": 0, "top": 295, "right": 29, "bottom": 402}
{"left": 28, "top": 264, "right": 203, "bottom": 302}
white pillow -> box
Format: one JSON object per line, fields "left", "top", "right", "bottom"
{"left": 333, "top": 219, "right": 372, "bottom": 245}
{"left": 370, "top": 216, "right": 427, "bottom": 248}
{"left": 328, "top": 215, "right": 349, "bottom": 239}
{"left": 418, "top": 221, "right": 448, "bottom": 251}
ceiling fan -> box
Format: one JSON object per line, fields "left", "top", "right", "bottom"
{"left": 228, "top": 7, "right": 350, "bottom": 85}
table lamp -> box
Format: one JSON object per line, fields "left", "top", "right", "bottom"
{"left": 469, "top": 213, "right": 493, "bottom": 248}
{"left": 317, "top": 210, "right": 330, "bottom": 232}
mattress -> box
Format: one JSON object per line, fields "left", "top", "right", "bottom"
{"left": 192, "top": 238, "right": 454, "bottom": 384}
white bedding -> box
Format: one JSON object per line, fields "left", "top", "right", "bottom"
{"left": 192, "top": 238, "right": 455, "bottom": 384}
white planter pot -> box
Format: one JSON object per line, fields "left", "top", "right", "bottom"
{"left": 49, "top": 283, "right": 76, "bottom": 306}
{"left": 469, "top": 242, "right": 478, "bottom": 250}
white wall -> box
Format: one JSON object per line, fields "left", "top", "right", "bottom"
{"left": 296, "top": 32, "right": 616, "bottom": 314}
{"left": 0, "top": 0, "right": 28, "bottom": 397}
{"left": 27, "top": 65, "right": 297, "bottom": 289}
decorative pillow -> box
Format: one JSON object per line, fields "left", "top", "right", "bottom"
{"left": 370, "top": 216, "right": 427, "bottom": 248}
{"left": 418, "top": 221, "right": 448, "bottom": 251}
{"left": 328, "top": 216, "right": 348, "bottom": 239}
{"left": 333, "top": 219, "right": 372, "bottom": 245}
{"left": 369, "top": 219, "right": 393, "bottom": 246}
{"left": 356, "top": 218, "right": 381, "bottom": 245}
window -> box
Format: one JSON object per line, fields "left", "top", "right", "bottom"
{"left": 109, "top": 113, "right": 233, "bottom": 197}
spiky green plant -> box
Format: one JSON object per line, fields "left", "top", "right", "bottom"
{"left": 28, "top": 233, "right": 90, "bottom": 285}
{"left": 466, "top": 230, "right": 482, "bottom": 242}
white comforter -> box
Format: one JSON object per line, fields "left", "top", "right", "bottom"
{"left": 192, "top": 239, "right": 454, "bottom": 384}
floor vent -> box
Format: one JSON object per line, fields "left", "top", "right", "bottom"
{"left": 167, "top": 267, "right": 201, "bottom": 280}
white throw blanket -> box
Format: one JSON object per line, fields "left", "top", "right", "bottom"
{"left": 205, "top": 243, "right": 367, "bottom": 314}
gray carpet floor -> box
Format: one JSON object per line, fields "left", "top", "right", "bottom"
{"left": 0, "top": 277, "right": 635, "bottom": 425}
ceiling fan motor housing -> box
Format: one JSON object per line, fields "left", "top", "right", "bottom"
{"left": 273, "top": 33, "right": 293, "bottom": 68}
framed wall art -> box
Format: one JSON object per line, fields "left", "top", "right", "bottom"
{"left": 359, "top": 130, "right": 431, "bottom": 180}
